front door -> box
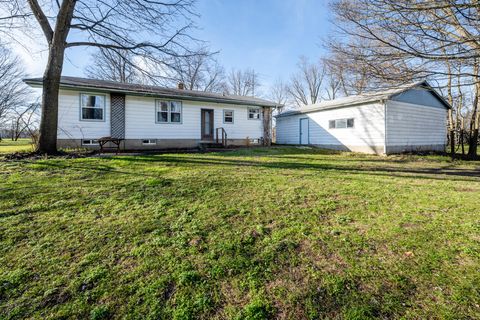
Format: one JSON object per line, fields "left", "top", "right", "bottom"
{"left": 201, "top": 109, "right": 214, "bottom": 140}
{"left": 300, "top": 118, "right": 309, "bottom": 145}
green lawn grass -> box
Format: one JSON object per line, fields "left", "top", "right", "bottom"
{"left": 1, "top": 147, "right": 480, "bottom": 319}
{"left": 0, "top": 138, "right": 34, "bottom": 154}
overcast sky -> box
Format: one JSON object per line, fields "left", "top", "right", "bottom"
{"left": 13, "top": 0, "right": 332, "bottom": 89}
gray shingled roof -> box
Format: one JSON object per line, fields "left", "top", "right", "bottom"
{"left": 24, "top": 76, "right": 279, "bottom": 108}
{"left": 276, "top": 81, "right": 450, "bottom": 118}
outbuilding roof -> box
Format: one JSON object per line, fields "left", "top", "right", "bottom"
{"left": 276, "top": 81, "right": 451, "bottom": 118}
{"left": 24, "top": 76, "right": 279, "bottom": 108}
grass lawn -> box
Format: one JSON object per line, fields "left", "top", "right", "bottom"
{"left": 1, "top": 147, "right": 480, "bottom": 319}
{"left": 0, "top": 139, "right": 34, "bottom": 154}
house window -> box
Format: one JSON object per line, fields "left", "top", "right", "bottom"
{"left": 224, "top": 110, "right": 234, "bottom": 123}
{"left": 82, "top": 139, "right": 98, "bottom": 146}
{"left": 142, "top": 139, "right": 156, "bottom": 145}
{"left": 347, "top": 118, "right": 354, "bottom": 128}
{"left": 248, "top": 107, "right": 261, "bottom": 120}
{"left": 156, "top": 100, "right": 182, "bottom": 123}
{"left": 329, "top": 118, "right": 354, "bottom": 129}
{"left": 80, "top": 94, "right": 105, "bottom": 121}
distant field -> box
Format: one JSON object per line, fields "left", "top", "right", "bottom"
{"left": 1, "top": 147, "right": 480, "bottom": 319}
{"left": 0, "top": 138, "right": 34, "bottom": 154}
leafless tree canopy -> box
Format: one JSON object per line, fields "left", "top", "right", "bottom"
{"left": 167, "top": 48, "right": 226, "bottom": 92}
{"left": 85, "top": 48, "right": 141, "bottom": 84}
{"left": 227, "top": 69, "right": 261, "bottom": 96}
{"left": 330, "top": 0, "right": 480, "bottom": 82}
{"left": 0, "top": 45, "right": 29, "bottom": 126}
{"left": 288, "top": 57, "right": 326, "bottom": 106}
{"left": 268, "top": 79, "right": 289, "bottom": 114}
{"left": 2, "top": 0, "right": 199, "bottom": 58}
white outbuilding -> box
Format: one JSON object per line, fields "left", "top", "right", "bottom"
{"left": 275, "top": 81, "right": 450, "bottom": 154}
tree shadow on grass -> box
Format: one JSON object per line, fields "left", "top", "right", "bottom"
{"left": 10, "top": 153, "right": 480, "bottom": 184}
{"left": 116, "top": 155, "right": 480, "bottom": 182}
{"left": 13, "top": 159, "right": 161, "bottom": 179}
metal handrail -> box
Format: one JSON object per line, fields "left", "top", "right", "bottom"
{"left": 215, "top": 127, "right": 228, "bottom": 147}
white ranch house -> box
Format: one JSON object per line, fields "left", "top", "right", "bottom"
{"left": 25, "top": 77, "right": 278, "bottom": 150}
{"left": 275, "top": 81, "right": 450, "bottom": 154}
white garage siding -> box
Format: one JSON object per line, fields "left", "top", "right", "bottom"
{"left": 385, "top": 100, "right": 447, "bottom": 153}
{"left": 275, "top": 82, "right": 450, "bottom": 154}
{"left": 308, "top": 103, "right": 385, "bottom": 152}
{"left": 124, "top": 96, "right": 264, "bottom": 140}
{"left": 276, "top": 102, "right": 386, "bottom": 154}
{"left": 57, "top": 90, "right": 111, "bottom": 139}
{"left": 276, "top": 115, "right": 301, "bottom": 144}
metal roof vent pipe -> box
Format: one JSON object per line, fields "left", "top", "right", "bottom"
{"left": 177, "top": 82, "right": 185, "bottom": 90}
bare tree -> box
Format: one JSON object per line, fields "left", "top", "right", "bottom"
{"left": 10, "top": 102, "right": 40, "bottom": 141}
{"left": 323, "top": 68, "right": 342, "bottom": 100}
{"left": 288, "top": 57, "right": 326, "bottom": 106}
{"left": 324, "top": 51, "right": 374, "bottom": 96}
{"left": 0, "top": 45, "right": 28, "bottom": 128}
{"left": 330, "top": 0, "right": 480, "bottom": 158}
{"left": 330, "top": 0, "right": 480, "bottom": 81}
{"left": 85, "top": 48, "right": 140, "bottom": 83}
{"left": 167, "top": 48, "right": 226, "bottom": 92}
{"left": 1, "top": 0, "right": 200, "bottom": 154}
{"left": 227, "top": 69, "right": 261, "bottom": 96}
{"left": 268, "top": 79, "right": 289, "bottom": 114}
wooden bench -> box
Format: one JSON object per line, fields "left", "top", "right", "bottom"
{"left": 98, "top": 137, "right": 124, "bottom": 154}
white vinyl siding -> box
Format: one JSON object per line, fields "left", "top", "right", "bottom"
{"left": 276, "top": 116, "right": 300, "bottom": 145}
{"left": 56, "top": 90, "right": 265, "bottom": 142}
{"left": 124, "top": 96, "right": 264, "bottom": 140}
{"left": 57, "top": 90, "right": 111, "bottom": 139}
{"left": 276, "top": 103, "right": 385, "bottom": 150}
{"left": 386, "top": 100, "right": 447, "bottom": 147}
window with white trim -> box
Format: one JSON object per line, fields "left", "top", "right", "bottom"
{"left": 329, "top": 118, "right": 354, "bottom": 129}
{"left": 156, "top": 100, "right": 182, "bottom": 123}
{"left": 248, "top": 107, "right": 261, "bottom": 120}
{"left": 80, "top": 94, "right": 105, "bottom": 121}
{"left": 82, "top": 139, "right": 98, "bottom": 146}
{"left": 142, "top": 139, "right": 156, "bottom": 145}
{"left": 223, "top": 110, "right": 234, "bottom": 123}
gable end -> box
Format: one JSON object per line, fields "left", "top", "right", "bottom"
{"left": 390, "top": 87, "right": 450, "bottom": 109}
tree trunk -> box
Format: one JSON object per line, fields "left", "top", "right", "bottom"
{"left": 262, "top": 107, "right": 272, "bottom": 146}
{"left": 469, "top": 129, "right": 479, "bottom": 157}
{"left": 36, "top": 45, "right": 67, "bottom": 154}
{"left": 31, "top": 0, "right": 76, "bottom": 154}
{"left": 467, "top": 62, "right": 480, "bottom": 159}
{"left": 445, "top": 61, "right": 455, "bottom": 160}
{"left": 449, "top": 130, "right": 455, "bottom": 158}
{"left": 448, "top": 109, "right": 455, "bottom": 159}
{"left": 468, "top": 80, "right": 480, "bottom": 159}
{"left": 461, "top": 118, "right": 465, "bottom": 156}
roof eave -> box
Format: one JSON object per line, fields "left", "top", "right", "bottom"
{"left": 275, "top": 99, "right": 384, "bottom": 118}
